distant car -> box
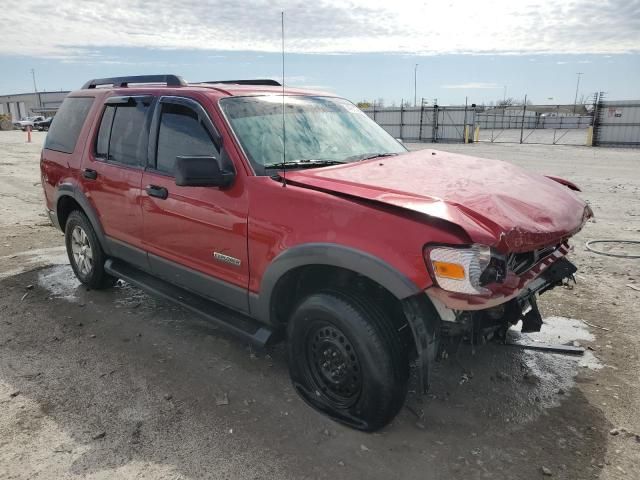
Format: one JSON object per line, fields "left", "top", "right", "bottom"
{"left": 34, "top": 117, "right": 53, "bottom": 131}
{"left": 14, "top": 115, "right": 45, "bottom": 130}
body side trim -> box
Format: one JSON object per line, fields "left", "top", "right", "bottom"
{"left": 251, "top": 243, "right": 422, "bottom": 324}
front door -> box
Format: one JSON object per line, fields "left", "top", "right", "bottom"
{"left": 141, "top": 95, "right": 250, "bottom": 313}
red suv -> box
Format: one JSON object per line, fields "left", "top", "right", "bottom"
{"left": 41, "top": 75, "right": 591, "bottom": 431}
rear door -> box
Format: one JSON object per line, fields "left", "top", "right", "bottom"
{"left": 80, "top": 95, "right": 153, "bottom": 268}
{"left": 141, "top": 95, "right": 250, "bottom": 312}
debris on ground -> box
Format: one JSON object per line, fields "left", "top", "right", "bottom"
{"left": 216, "top": 392, "right": 229, "bottom": 406}
{"left": 91, "top": 431, "right": 106, "bottom": 440}
{"left": 541, "top": 466, "right": 553, "bottom": 476}
{"left": 609, "top": 428, "right": 620, "bottom": 436}
{"left": 164, "top": 393, "right": 173, "bottom": 401}
{"left": 360, "top": 444, "right": 370, "bottom": 452}
{"left": 583, "top": 321, "right": 610, "bottom": 332}
{"left": 9, "top": 390, "right": 20, "bottom": 398}
{"left": 626, "top": 283, "right": 640, "bottom": 291}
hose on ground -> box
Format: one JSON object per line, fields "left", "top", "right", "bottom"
{"left": 585, "top": 240, "right": 640, "bottom": 259}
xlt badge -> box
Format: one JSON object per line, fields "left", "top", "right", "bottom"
{"left": 213, "top": 252, "right": 241, "bottom": 267}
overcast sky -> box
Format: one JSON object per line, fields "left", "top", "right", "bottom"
{"left": 1, "top": 0, "right": 639, "bottom": 104}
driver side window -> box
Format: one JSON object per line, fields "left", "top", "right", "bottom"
{"left": 156, "top": 103, "right": 217, "bottom": 175}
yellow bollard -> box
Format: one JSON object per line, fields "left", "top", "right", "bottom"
{"left": 586, "top": 126, "right": 594, "bottom": 146}
{"left": 474, "top": 125, "right": 480, "bottom": 143}
{"left": 464, "top": 125, "right": 469, "bottom": 144}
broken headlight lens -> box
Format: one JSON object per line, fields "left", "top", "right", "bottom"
{"left": 425, "top": 245, "right": 506, "bottom": 295}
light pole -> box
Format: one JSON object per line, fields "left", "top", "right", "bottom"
{"left": 414, "top": 64, "right": 418, "bottom": 107}
{"left": 573, "top": 72, "right": 583, "bottom": 113}
{"left": 30, "top": 68, "right": 41, "bottom": 110}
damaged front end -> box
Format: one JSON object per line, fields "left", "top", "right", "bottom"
{"left": 435, "top": 255, "right": 577, "bottom": 342}
{"left": 407, "top": 240, "right": 579, "bottom": 394}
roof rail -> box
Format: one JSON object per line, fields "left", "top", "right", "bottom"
{"left": 81, "top": 74, "right": 187, "bottom": 89}
{"left": 201, "top": 79, "right": 281, "bottom": 87}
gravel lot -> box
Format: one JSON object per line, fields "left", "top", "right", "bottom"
{"left": 1, "top": 130, "right": 639, "bottom": 479}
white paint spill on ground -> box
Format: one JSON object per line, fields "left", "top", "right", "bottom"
{"left": 37, "top": 264, "right": 81, "bottom": 302}
{"left": 509, "top": 316, "right": 604, "bottom": 411}
{"left": 0, "top": 246, "right": 68, "bottom": 279}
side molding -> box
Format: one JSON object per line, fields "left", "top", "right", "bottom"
{"left": 251, "top": 243, "right": 422, "bottom": 324}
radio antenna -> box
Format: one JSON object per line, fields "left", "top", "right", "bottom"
{"left": 281, "top": 11, "right": 287, "bottom": 187}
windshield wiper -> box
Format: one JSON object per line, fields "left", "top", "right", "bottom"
{"left": 343, "top": 152, "right": 399, "bottom": 162}
{"left": 264, "top": 159, "right": 345, "bottom": 169}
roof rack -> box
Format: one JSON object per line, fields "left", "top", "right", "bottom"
{"left": 200, "top": 79, "right": 281, "bottom": 87}
{"left": 81, "top": 74, "right": 187, "bottom": 89}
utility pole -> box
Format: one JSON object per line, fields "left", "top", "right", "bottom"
{"left": 30, "top": 68, "right": 41, "bottom": 109}
{"left": 573, "top": 72, "right": 583, "bottom": 113}
{"left": 414, "top": 64, "right": 418, "bottom": 107}
{"left": 503, "top": 85, "right": 507, "bottom": 103}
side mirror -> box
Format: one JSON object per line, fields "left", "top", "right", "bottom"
{"left": 175, "top": 156, "right": 235, "bottom": 188}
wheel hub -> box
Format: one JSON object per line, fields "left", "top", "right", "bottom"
{"left": 71, "top": 226, "right": 93, "bottom": 276}
{"left": 306, "top": 323, "right": 362, "bottom": 407}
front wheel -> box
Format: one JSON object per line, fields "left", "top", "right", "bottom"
{"left": 287, "top": 291, "right": 409, "bottom": 431}
{"left": 64, "top": 210, "right": 116, "bottom": 289}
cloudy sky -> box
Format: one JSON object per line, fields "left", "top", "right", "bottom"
{"left": 1, "top": 0, "right": 639, "bottom": 104}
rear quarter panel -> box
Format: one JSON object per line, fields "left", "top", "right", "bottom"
{"left": 41, "top": 92, "right": 104, "bottom": 214}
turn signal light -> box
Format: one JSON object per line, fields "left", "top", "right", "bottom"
{"left": 432, "top": 261, "right": 465, "bottom": 280}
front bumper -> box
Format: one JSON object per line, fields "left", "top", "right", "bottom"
{"left": 427, "top": 242, "right": 572, "bottom": 311}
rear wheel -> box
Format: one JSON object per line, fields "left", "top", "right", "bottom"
{"left": 287, "top": 291, "right": 409, "bottom": 431}
{"left": 64, "top": 210, "right": 115, "bottom": 289}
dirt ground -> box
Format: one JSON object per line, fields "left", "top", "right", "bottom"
{"left": 1, "top": 129, "right": 639, "bottom": 479}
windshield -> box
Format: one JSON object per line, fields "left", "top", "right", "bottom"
{"left": 220, "top": 96, "right": 406, "bottom": 174}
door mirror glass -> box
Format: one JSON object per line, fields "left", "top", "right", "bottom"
{"left": 175, "top": 156, "right": 235, "bottom": 188}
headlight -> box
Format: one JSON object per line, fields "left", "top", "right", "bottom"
{"left": 425, "top": 244, "right": 506, "bottom": 295}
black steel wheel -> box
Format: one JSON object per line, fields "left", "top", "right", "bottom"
{"left": 287, "top": 291, "right": 409, "bottom": 431}
{"left": 305, "top": 322, "right": 363, "bottom": 408}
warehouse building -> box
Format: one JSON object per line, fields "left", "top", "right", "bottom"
{"left": 0, "top": 90, "right": 70, "bottom": 122}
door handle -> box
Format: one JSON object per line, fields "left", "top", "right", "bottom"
{"left": 83, "top": 168, "right": 98, "bottom": 180}
{"left": 146, "top": 185, "right": 169, "bottom": 199}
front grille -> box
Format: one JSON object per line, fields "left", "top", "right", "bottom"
{"left": 507, "top": 245, "right": 558, "bottom": 275}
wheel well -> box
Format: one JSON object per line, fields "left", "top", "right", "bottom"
{"left": 56, "top": 195, "right": 82, "bottom": 231}
{"left": 270, "top": 265, "right": 412, "bottom": 348}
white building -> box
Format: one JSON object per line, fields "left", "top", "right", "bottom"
{"left": 0, "top": 91, "right": 70, "bottom": 121}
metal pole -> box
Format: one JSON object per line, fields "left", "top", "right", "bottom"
{"left": 463, "top": 96, "right": 468, "bottom": 143}
{"left": 520, "top": 95, "right": 527, "bottom": 144}
{"left": 418, "top": 97, "right": 424, "bottom": 141}
{"left": 414, "top": 64, "right": 418, "bottom": 107}
{"left": 31, "top": 68, "right": 41, "bottom": 110}
{"left": 400, "top": 100, "right": 404, "bottom": 140}
{"left": 573, "top": 73, "right": 583, "bottom": 113}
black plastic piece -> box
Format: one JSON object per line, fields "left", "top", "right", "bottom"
{"left": 104, "top": 259, "right": 276, "bottom": 347}
{"left": 145, "top": 185, "right": 168, "bottom": 199}
{"left": 83, "top": 168, "right": 98, "bottom": 180}
{"left": 175, "top": 156, "right": 235, "bottom": 188}
{"left": 82, "top": 75, "right": 187, "bottom": 90}
{"left": 201, "top": 79, "right": 281, "bottom": 86}
{"left": 401, "top": 294, "right": 441, "bottom": 394}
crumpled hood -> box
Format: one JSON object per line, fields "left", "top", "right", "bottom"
{"left": 285, "top": 149, "right": 591, "bottom": 252}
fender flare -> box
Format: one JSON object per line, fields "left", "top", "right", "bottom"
{"left": 250, "top": 243, "right": 422, "bottom": 324}
{"left": 55, "top": 183, "right": 111, "bottom": 255}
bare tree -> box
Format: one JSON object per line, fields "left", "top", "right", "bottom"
{"left": 496, "top": 97, "right": 515, "bottom": 107}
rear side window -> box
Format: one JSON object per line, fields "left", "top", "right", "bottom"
{"left": 95, "top": 100, "right": 150, "bottom": 166}
{"left": 156, "top": 103, "right": 216, "bottom": 174}
{"left": 44, "top": 97, "right": 94, "bottom": 153}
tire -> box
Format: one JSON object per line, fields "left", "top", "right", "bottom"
{"left": 287, "top": 291, "right": 409, "bottom": 431}
{"left": 64, "top": 210, "right": 116, "bottom": 289}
